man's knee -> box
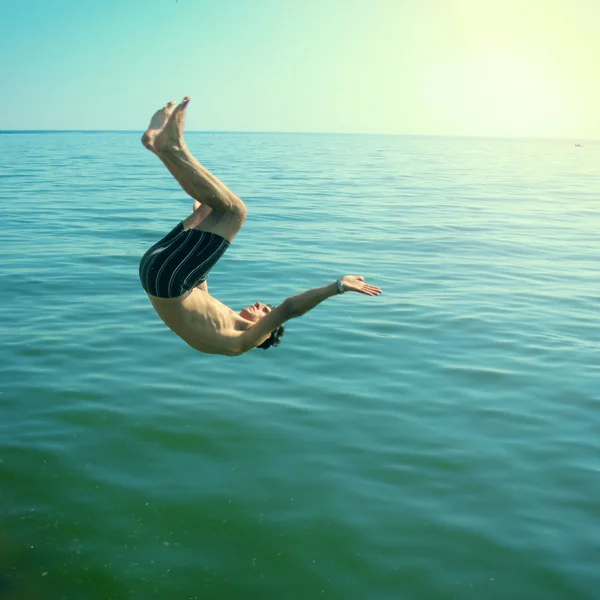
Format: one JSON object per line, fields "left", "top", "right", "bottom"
{"left": 229, "top": 198, "right": 247, "bottom": 222}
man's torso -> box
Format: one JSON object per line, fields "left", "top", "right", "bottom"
{"left": 148, "top": 288, "right": 245, "bottom": 355}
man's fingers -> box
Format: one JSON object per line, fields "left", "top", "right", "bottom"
{"left": 363, "top": 284, "right": 381, "bottom": 293}
{"left": 359, "top": 287, "right": 381, "bottom": 296}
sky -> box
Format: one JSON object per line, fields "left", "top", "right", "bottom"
{"left": 1, "top": 0, "right": 599, "bottom": 137}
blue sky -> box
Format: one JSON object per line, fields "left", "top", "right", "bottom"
{"left": 1, "top": 0, "right": 599, "bottom": 137}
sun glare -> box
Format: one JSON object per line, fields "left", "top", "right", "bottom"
{"left": 422, "top": 46, "right": 569, "bottom": 137}
{"left": 469, "top": 49, "right": 566, "bottom": 135}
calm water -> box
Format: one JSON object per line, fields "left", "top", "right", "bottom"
{"left": 1, "top": 131, "right": 599, "bottom": 599}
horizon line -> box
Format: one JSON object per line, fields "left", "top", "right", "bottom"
{"left": 0, "top": 129, "right": 596, "bottom": 142}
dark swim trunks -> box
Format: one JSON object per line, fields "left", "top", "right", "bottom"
{"left": 139, "top": 222, "right": 230, "bottom": 298}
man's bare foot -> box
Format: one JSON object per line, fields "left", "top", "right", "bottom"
{"left": 154, "top": 97, "right": 191, "bottom": 154}
{"left": 141, "top": 101, "right": 176, "bottom": 153}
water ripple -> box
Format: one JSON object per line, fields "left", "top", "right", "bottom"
{"left": 1, "top": 132, "right": 599, "bottom": 599}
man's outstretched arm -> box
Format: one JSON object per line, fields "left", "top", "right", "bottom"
{"left": 238, "top": 276, "right": 382, "bottom": 353}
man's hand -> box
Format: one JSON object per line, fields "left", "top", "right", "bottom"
{"left": 341, "top": 275, "right": 382, "bottom": 296}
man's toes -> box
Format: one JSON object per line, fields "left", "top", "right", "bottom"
{"left": 162, "top": 101, "right": 176, "bottom": 120}
{"left": 174, "top": 97, "right": 191, "bottom": 114}
{"left": 163, "top": 97, "right": 190, "bottom": 130}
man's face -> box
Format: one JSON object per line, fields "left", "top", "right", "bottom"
{"left": 239, "top": 301, "right": 271, "bottom": 323}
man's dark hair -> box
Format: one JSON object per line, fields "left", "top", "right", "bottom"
{"left": 257, "top": 324, "right": 285, "bottom": 350}
{"left": 257, "top": 305, "right": 285, "bottom": 350}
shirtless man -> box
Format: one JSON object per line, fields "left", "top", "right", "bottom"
{"left": 139, "top": 97, "right": 382, "bottom": 356}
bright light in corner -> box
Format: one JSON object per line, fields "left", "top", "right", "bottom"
{"left": 423, "top": 47, "right": 570, "bottom": 137}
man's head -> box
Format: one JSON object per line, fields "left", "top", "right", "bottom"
{"left": 239, "top": 302, "right": 285, "bottom": 350}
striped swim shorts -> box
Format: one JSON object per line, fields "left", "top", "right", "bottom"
{"left": 139, "top": 222, "right": 230, "bottom": 298}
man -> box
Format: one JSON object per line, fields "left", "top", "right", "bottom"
{"left": 139, "top": 97, "right": 382, "bottom": 356}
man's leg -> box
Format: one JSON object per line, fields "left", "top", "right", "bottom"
{"left": 142, "top": 98, "right": 247, "bottom": 242}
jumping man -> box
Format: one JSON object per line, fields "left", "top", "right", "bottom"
{"left": 139, "top": 98, "right": 382, "bottom": 356}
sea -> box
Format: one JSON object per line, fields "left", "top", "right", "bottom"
{"left": 1, "top": 131, "right": 599, "bottom": 600}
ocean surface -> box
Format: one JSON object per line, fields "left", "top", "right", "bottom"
{"left": 1, "top": 131, "right": 599, "bottom": 600}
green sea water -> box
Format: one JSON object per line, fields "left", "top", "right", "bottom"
{"left": 1, "top": 132, "right": 599, "bottom": 599}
